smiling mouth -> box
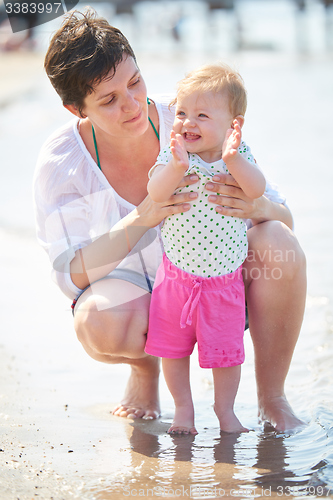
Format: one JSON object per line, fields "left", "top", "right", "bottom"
{"left": 125, "top": 111, "right": 142, "bottom": 123}
{"left": 184, "top": 132, "right": 201, "bottom": 141}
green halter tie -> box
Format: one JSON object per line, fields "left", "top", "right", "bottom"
{"left": 147, "top": 97, "right": 160, "bottom": 141}
{"left": 91, "top": 124, "right": 101, "bottom": 170}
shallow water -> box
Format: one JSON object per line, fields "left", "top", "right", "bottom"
{"left": 76, "top": 297, "right": 333, "bottom": 499}
{"left": 1, "top": 1, "right": 333, "bottom": 498}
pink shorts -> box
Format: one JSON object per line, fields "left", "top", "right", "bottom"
{"left": 145, "top": 254, "right": 245, "bottom": 369}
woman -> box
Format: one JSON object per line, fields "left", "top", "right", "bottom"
{"left": 34, "top": 9, "right": 306, "bottom": 430}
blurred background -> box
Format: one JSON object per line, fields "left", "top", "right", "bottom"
{"left": 1, "top": 0, "right": 333, "bottom": 296}
{"left": 1, "top": 0, "right": 333, "bottom": 53}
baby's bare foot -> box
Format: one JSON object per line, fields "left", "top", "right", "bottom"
{"left": 167, "top": 405, "right": 198, "bottom": 435}
{"left": 112, "top": 357, "right": 160, "bottom": 420}
{"left": 168, "top": 425, "right": 198, "bottom": 435}
{"left": 214, "top": 405, "right": 248, "bottom": 433}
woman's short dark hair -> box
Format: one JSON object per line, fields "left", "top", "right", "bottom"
{"left": 44, "top": 9, "right": 137, "bottom": 115}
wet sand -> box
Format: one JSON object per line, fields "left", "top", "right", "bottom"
{"left": 0, "top": 231, "right": 265, "bottom": 499}
{"left": 1, "top": 41, "right": 333, "bottom": 499}
{"left": 0, "top": 229, "right": 257, "bottom": 499}
{"left": 1, "top": 230, "right": 332, "bottom": 500}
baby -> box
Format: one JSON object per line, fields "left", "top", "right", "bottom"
{"left": 145, "top": 63, "right": 266, "bottom": 435}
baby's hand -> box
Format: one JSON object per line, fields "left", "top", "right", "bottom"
{"left": 170, "top": 123, "right": 189, "bottom": 172}
{"left": 222, "top": 119, "right": 242, "bottom": 164}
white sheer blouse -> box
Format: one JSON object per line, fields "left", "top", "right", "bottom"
{"left": 33, "top": 95, "right": 286, "bottom": 300}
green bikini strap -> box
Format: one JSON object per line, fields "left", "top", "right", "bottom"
{"left": 147, "top": 97, "right": 160, "bottom": 141}
{"left": 91, "top": 124, "right": 101, "bottom": 170}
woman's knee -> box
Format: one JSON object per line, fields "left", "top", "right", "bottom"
{"left": 246, "top": 221, "right": 306, "bottom": 280}
{"left": 73, "top": 294, "right": 149, "bottom": 358}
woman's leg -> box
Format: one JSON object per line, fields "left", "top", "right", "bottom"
{"left": 73, "top": 278, "right": 160, "bottom": 419}
{"left": 213, "top": 365, "right": 248, "bottom": 433}
{"left": 243, "top": 221, "right": 307, "bottom": 431}
{"left": 162, "top": 356, "right": 198, "bottom": 435}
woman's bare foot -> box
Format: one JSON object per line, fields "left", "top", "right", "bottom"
{"left": 167, "top": 405, "right": 198, "bottom": 435}
{"left": 214, "top": 405, "right": 248, "bottom": 433}
{"left": 258, "top": 395, "right": 306, "bottom": 432}
{"left": 112, "top": 356, "right": 161, "bottom": 420}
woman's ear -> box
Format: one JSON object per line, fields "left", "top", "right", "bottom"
{"left": 63, "top": 104, "right": 86, "bottom": 118}
{"left": 233, "top": 115, "right": 245, "bottom": 129}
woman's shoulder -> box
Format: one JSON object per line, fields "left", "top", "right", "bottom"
{"left": 150, "top": 93, "right": 175, "bottom": 146}
{"left": 150, "top": 93, "right": 174, "bottom": 105}
{"left": 151, "top": 93, "right": 175, "bottom": 116}
{"left": 33, "top": 118, "right": 101, "bottom": 211}
{"left": 37, "top": 118, "right": 79, "bottom": 163}
{"left": 34, "top": 119, "right": 89, "bottom": 188}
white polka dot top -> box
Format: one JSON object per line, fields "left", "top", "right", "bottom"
{"left": 154, "top": 142, "right": 255, "bottom": 277}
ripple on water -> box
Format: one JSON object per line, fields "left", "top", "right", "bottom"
{"left": 80, "top": 295, "right": 333, "bottom": 499}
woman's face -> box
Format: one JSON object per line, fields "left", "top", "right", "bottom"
{"left": 81, "top": 56, "right": 148, "bottom": 139}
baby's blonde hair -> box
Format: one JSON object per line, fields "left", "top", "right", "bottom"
{"left": 171, "top": 63, "right": 247, "bottom": 117}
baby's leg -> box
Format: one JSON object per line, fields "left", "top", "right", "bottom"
{"left": 162, "top": 356, "right": 198, "bottom": 435}
{"left": 213, "top": 365, "right": 248, "bottom": 433}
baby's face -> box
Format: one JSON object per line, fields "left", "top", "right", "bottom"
{"left": 174, "top": 90, "right": 234, "bottom": 163}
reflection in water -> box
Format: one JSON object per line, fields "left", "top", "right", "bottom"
{"left": 82, "top": 297, "right": 333, "bottom": 498}
{"left": 68, "top": 291, "right": 332, "bottom": 499}
{"left": 83, "top": 414, "right": 333, "bottom": 498}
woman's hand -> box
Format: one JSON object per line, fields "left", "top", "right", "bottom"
{"left": 137, "top": 174, "right": 200, "bottom": 228}
{"left": 204, "top": 173, "right": 259, "bottom": 219}
{"left": 204, "top": 173, "right": 293, "bottom": 229}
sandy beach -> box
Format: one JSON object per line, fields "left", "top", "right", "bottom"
{"left": 0, "top": 229, "right": 259, "bottom": 500}
{"left": 1, "top": 232, "right": 332, "bottom": 500}
{"left": 1, "top": 4, "right": 333, "bottom": 497}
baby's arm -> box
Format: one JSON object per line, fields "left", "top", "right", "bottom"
{"left": 222, "top": 120, "right": 266, "bottom": 199}
{"left": 148, "top": 130, "right": 189, "bottom": 203}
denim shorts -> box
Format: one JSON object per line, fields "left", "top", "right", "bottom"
{"left": 71, "top": 268, "right": 154, "bottom": 316}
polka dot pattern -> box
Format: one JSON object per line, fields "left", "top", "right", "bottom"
{"left": 159, "top": 146, "right": 250, "bottom": 277}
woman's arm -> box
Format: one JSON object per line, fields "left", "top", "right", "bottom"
{"left": 70, "top": 176, "right": 199, "bottom": 290}
{"left": 205, "top": 173, "right": 294, "bottom": 230}
{"left": 244, "top": 194, "right": 294, "bottom": 229}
